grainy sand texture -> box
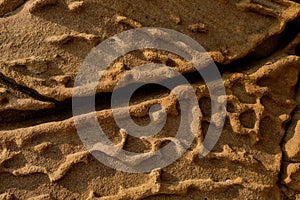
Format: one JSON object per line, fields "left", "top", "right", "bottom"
{"left": 1, "top": 0, "right": 300, "bottom": 199}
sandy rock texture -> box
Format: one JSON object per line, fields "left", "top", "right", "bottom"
{"left": 0, "top": 0, "right": 300, "bottom": 199}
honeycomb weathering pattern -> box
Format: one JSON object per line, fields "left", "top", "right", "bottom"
{"left": 0, "top": 0, "right": 300, "bottom": 199}
{"left": 72, "top": 27, "right": 226, "bottom": 173}
{"left": 0, "top": 55, "right": 299, "bottom": 199}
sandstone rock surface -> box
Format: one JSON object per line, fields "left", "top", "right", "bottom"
{"left": 0, "top": 0, "right": 300, "bottom": 199}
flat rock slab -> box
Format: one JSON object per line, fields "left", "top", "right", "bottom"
{"left": 0, "top": 0, "right": 299, "bottom": 101}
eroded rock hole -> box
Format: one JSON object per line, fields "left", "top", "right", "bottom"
{"left": 232, "top": 82, "right": 256, "bottom": 104}
{"left": 199, "top": 97, "right": 211, "bottom": 118}
{"left": 239, "top": 110, "right": 256, "bottom": 128}
{"left": 226, "top": 102, "right": 236, "bottom": 113}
